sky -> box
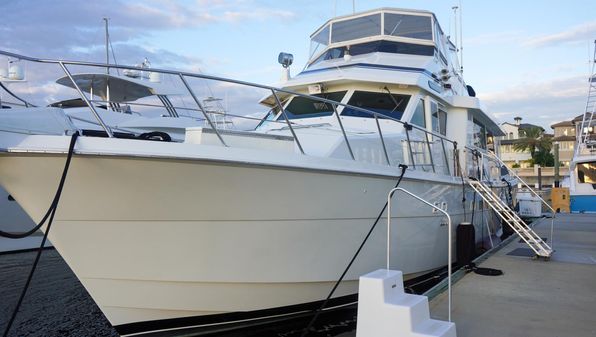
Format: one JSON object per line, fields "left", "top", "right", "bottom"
{"left": 1, "top": 0, "right": 595, "bottom": 131}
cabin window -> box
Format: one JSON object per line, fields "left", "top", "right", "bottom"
{"left": 312, "top": 40, "right": 434, "bottom": 65}
{"left": 310, "top": 25, "right": 330, "bottom": 58}
{"left": 281, "top": 91, "right": 347, "bottom": 120}
{"left": 472, "top": 119, "right": 487, "bottom": 149}
{"left": 577, "top": 162, "right": 596, "bottom": 184}
{"left": 411, "top": 99, "right": 426, "bottom": 127}
{"left": 331, "top": 14, "right": 382, "bottom": 43}
{"left": 384, "top": 13, "right": 433, "bottom": 40}
{"left": 431, "top": 102, "right": 447, "bottom": 135}
{"left": 342, "top": 91, "right": 410, "bottom": 120}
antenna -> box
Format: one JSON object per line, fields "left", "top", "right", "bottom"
{"left": 352, "top": 0, "right": 355, "bottom": 14}
{"left": 459, "top": 0, "right": 464, "bottom": 73}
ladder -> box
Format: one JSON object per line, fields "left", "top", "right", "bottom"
{"left": 467, "top": 179, "right": 553, "bottom": 258}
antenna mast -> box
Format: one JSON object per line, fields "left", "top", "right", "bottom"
{"left": 459, "top": 0, "right": 464, "bottom": 73}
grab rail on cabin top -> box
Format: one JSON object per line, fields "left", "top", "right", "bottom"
{"left": 466, "top": 147, "right": 556, "bottom": 250}
{"left": 0, "top": 49, "right": 460, "bottom": 175}
{"left": 387, "top": 187, "right": 452, "bottom": 322}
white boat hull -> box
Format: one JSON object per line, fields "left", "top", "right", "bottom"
{"left": 0, "top": 136, "right": 494, "bottom": 334}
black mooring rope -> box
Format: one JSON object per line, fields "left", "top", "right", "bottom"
{"left": 300, "top": 164, "right": 408, "bottom": 337}
{"left": 2, "top": 132, "right": 79, "bottom": 337}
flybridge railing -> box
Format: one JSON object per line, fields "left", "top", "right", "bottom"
{"left": 0, "top": 49, "right": 460, "bottom": 176}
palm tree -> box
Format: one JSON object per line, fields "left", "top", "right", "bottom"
{"left": 514, "top": 126, "right": 552, "bottom": 165}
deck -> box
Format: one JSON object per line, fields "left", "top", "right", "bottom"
{"left": 429, "top": 213, "right": 596, "bottom": 337}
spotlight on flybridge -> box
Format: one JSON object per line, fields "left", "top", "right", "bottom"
{"left": 278, "top": 52, "right": 294, "bottom": 68}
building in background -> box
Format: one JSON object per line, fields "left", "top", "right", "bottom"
{"left": 498, "top": 117, "right": 545, "bottom": 168}
{"left": 551, "top": 118, "right": 576, "bottom": 167}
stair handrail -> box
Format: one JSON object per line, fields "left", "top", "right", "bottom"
{"left": 387, "top": 187, "right": 452, "bottom": 322}
{"left": 479, "top": 150, "right": 555, "bottom": 213}
{"left": 477, "top": 150, "right": 556, "bottom": 250}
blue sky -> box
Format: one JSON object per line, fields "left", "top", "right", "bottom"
{"left": 1, "top": 0, "right": 595, "bottom": 130}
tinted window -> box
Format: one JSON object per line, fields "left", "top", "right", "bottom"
{"left": 411, "top": 99, "right": 426, "bottom": 127}
{"left": 312, "top": 40, "right": 434, "bottom": 64}
{"left": 577, "top": 162, "right": 596, "bottom": 184}
{"left": 431, "top": 102, "right": 447, "bottom": 135}
{"left": 281, "top": 91, "right": 347, "bottom": 120}
{"left": 331, "top": 14, "right": 382, "bottom": 43}
{"left": 310, "top": 25, "right": 330, "bottom": 58}
{"left": 384, "top": 13, "right": 432, "bottom": 40}
{"left": 342, "top": 91, "right": 410, "bottom": 120}
{"left": 473, "top": 119, "right": 487, "bottom": 149}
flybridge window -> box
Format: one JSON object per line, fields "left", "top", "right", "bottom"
{"left": 342, "top": 91, "right": 410, "bottom": 120}
{"left": 312, "top": 40, "right": 434, "bottom": 64}
{"left": 310, "top": 25, "right": 330, "bottom": 58}
{"left": 331, "top": 14, "right": 382, "bottom": 43}
{"left": 384, "top": 14, "right": 433, "bottom": 40}
{"left": 282, "top": 91, "right": 347, "bottom": 120}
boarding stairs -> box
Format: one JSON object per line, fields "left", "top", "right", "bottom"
{"left": 467, "top": 179, "right": 553, "bottom": 258}
{"left": 356, "top": 269, "right": 456, "bottom": 337}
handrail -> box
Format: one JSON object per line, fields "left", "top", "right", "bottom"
{"left": 59, "top": 62, "right": 114, "bottom": 138}
{"left": 387, "top": 187, "right": 452, "bottom": 322}
{"left": 179, "top": 74, "right": 227, "bottom": 147}
{"left": 332, "top": 103, "right": 355, "bottom": 160}
{"left": 1, "top": 49, "right": 465, "bottom": 176}
{"left": 271, "top": 89, "right": 305, "bottom": 154}
{"left": 0, "top": 49, "right": 456, "bottom": 146}
{"left": 470, "top": 148, "right": 556, "bottom": 250}
{"left": 480, "top": 150, "right": 555, "bottom": 214}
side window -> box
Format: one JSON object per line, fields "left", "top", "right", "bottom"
{"left": 577, "top": 162, "right": 596, "bottom": 184}
{"left": 473, "top": 119, "right": 487, "bottom": 149}
{"left": 281, "top": 91, "right": 347, "bottom": 120}
{"left": 411, "top": 99, "right": 426, "bottom": 127}
{"left": 342, "top": 91, "right": 410, "bottom": 120}
{"left": 430, "top": 102, "right": 447, "bottom": 135}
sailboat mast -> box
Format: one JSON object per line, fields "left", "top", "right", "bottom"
{"left": 104, "top": 17, "right": 110, "bottom": 75}
{"left": 102, "top": 17, "right": 111, "bottom": 107}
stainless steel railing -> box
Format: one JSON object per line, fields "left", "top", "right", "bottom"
{"left": 463, "top": 147, "right": 556, "bottom": 250}
{"left": 0, "top": 49, "right": 461, "bottom": 176}
{"left": 387, "top": 187, "right": 453, "bottom": 322}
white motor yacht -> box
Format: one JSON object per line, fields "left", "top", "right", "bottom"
{"left": 0, "top": 8, "right": 507, "bottom": 336}
{"left": 569, "top": 61, "right": 596, "bottom": 212}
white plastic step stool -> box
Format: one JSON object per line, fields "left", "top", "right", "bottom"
{"left": 356, "top": 269, "right": 456, "bottom": 337}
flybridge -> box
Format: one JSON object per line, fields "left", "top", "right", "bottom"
{"left": 307, "top": 8, "right": 456, "bottom": 68}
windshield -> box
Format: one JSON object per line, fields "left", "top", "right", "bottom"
{"left": 310, "top": 25, "right": 330, "bottom": 59}
{"left": 279, "top": 91, "right": 347, "bottom": 120}
{"left": 331, "top": 13, "right": 382, "bottom": 43}
{"left": 341, "top": 91, "right": 410, "bottom": 120}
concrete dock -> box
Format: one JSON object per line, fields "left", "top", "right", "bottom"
{"left": 429, "top": 213, "right": 596, "bottom": 337}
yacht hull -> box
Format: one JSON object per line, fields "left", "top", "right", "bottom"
{"left": 0, "top": 146, "right": 489, "bottom": 335}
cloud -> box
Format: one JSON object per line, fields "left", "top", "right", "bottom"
{"left": 0, "top": 0, "right": 297, "bottom": 113}
{"left": 465, "top": 31, "right": 524, "bottom": 47}
{"left": 221, "top": 9, "right": 295, "bottom": 23}
{"left": 479, "top": 75, "right": 588, "bottom": 128}
{"left": 524, "top": 21, "right": 596, "bottom": 48}
{"left": 0, "top": 0, "right": 296, "bottom": 60}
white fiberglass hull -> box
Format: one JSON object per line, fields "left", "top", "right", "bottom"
{"left": 0, "top": 135, "right": 490, "bottom": 335}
